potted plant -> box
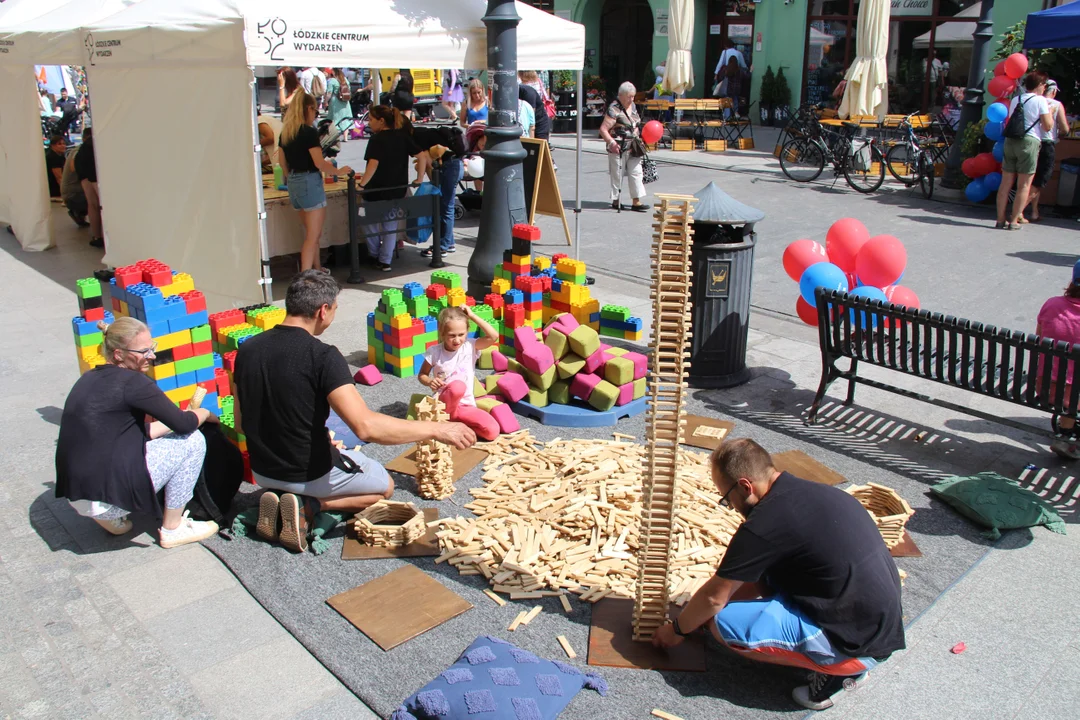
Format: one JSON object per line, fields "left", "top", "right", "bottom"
{"left": 553, "top": 70, "right": 576, "bottom": 106}
{"left": 773, "top": 67, "right": 791, "bottom": 124}
{"left": 759, "top": 66, "right": 776, "bottom": 126}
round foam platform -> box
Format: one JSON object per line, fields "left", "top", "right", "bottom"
{"left": 509, "top": 396, "right": 647, "bottom": 427}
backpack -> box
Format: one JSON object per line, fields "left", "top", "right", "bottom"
{"left": 338, "top": 79, "right": 350, "bottom": 103}
{"left": 184, "top": 425, "right": 245, "bottom": 525}
{"left": 1003, "top": 94, "right": 1038, "bottom": 140}
{"left": 311, "top": 72, "right": 326, "bottom": 98}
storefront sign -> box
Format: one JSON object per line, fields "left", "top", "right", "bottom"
{"left": 655, "top": 8, "right": 668, "bottom": 37}
{"left": 891, "top": 0, "right": 933, "bottom": 16}
{"left": 710, "top": 24, "right": 722, "bottom": 35}
{"left": 729, "top": 24, "right": 752, "bottom": 39}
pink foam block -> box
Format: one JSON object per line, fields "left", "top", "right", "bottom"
{"left": 623, "top": 351, "right": 648, "bottom": 380}
{"left": 616, "top": 382, "right": 634, "bottom": 406}
{"left": 581, "top": 348, "right": 606, "bottom": 374}
{"left": 569, "top": 372, "right": 602, "bottom": 400}
{"left": 513, "top": 326, "right": 539, "bottom": 352}
{"left": 491, "top": 350, "right": 509, "bottom": 373}
{"left": 518, "top": 342, "right": 555, "bottom": 375}
{"left": 353, "top": 365, "right": 382, "bottom": 386}
{"left": 489, "top": 402, "right": 520, "bottom": 434}
{"left": 554, "top": 313, "right": 580, "bottom": 332}
{"left": 496, "top": 372, "right": 529, "bottom": 403}
{"left": 599, "top": 343, "right": 612, "bottom": 352}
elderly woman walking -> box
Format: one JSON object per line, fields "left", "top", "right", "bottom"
{"left": 55, "top": 317, "right": 220, "bottom": 546}
{"left": 599, "top": 81, "right": 649, "bottom": 212}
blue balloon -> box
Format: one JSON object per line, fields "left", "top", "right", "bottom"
{"left": 987, "top": 103, "right": 1008, "bottom": 124}
{"left": 799, "top": 262, "right": 849, "bottom": 308}
{"left": 983, "top": 171, "right": 1002, "bottom": 192}
{"left": 965, "top": 178, "right": 989, "bottom": 203}
{"left": 847, "top": 285, "right": 888, "bottom": 329}
{"left": 984, "top": 121, "right": 1004, "bottom": 142}
{"left": 993, "top": 141, "right": 1005, "bottom": 163}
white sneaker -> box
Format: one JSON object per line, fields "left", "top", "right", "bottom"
{"left": 1051, "top": 438, "right": 1080, "bottom": 460}
{"left": 94, "top": 516, "right": 133, "bottom": 536}
{"left": 159, "top": 511, "right": 219, "bottom": 549}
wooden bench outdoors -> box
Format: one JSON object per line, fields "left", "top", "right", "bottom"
{"left": 807, "top": 288, "right": 1080, "bottom": 436}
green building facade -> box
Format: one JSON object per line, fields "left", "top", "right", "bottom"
{"left": 549, "top": 0, "right": 1046, "bottom": 122}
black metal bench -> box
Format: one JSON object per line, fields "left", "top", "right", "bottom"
{"left": 807, "top": 288, "right": 1080, "bottom": 436}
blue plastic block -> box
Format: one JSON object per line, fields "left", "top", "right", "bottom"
{"left": 422, "top": 316, "right": 438, "bottom": 332}
{"left": 168, "top": 310, "right": 210, "bottom": 334}
{"left": 195, "top": 366, "right": 216, "bottom": 383}
{"left": 552, "top": 278, "right": 563, "bottom": 293}
{"left": 155, "top": 376, "right": 177, "bottom": 392}
{"left": 367, "top": 312, "right": 376, "bottom": 327}
{"left": 402, "top": 282, "right": 425, "bottom": 299}
{"left": 146, "top": 319, "right": 171, "bottom": 338}
{"left": 173, "top": 371, "right": 197, "bottom": 388}
{"left": 202, "top": 391, "right": 219, "bottom": 410}
{"left": 236, "top": 335, "right": 253, "bottom": 345}
{"left": 126, "top": 283, "right": 165, "bottom": 310}
{"left": 504, "top": 289, "right": 524, "bottom": 305}
{"left": 212, "top": 353, "right": 223, "bottom": 369}
{"left": 509, "top": 395, "right": 647, "bottom": 428}
{"left": 162, "top": 296, "right": 189, "bottom": 320}
{"left": 375, "top": 330, "right": 384, "bottom": 341}
{"left": 590, "top": 312, "right": 600, "bottom": 324}
{"left": 206, "top": 403, "right": 222, "bottom": 417}
{"left": 72, "top": 312, "right": 114, "bottom": 336}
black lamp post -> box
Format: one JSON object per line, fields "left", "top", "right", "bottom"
{"left": 467, "top": 0, "right": 528, "bottom": 298}
{"left": 943, "top": 0, "right": 996, "bottom": 189}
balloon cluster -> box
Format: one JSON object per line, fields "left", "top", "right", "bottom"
{"left": 963, "top": 52, "right": 1029, "bottom": 202}
{"left": 783, "top": 218, "right": 920, "bottom": 327}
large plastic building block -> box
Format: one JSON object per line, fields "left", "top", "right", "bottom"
{"left": 567, "top": 325, "right": 600, "bottom": 358}
{"left": 623, "top": 351, "right": 648, "bottom": 380}
{"left": 569, "top": 372, "right": 601, "bottom": 400}
{"left": 556, "top": 353, "right": 585, "bottom": 379}
{"left": 604, "top": 356, "right": 635, "bottom": 386}
{"left": 489, "top": 402, "right": 520, "bottom": 434}
{"left": 496, "top": 373, "right": 529, "bottom": 403}
{"left": 588, "top": 380, "right": 620, "bottom": 412}
{"left": 354, "top": 365, "right": 382, "bottom": 386}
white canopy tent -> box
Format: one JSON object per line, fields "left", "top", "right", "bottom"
{"left": 0, "top": 0, "right": 584, "bottom": 309}
{"left": 913, "top": 4, "right": 981, "bottom": 49}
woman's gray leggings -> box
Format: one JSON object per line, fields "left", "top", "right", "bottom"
{"left": 94, "top": 432, "right": 206, "bottom": 520}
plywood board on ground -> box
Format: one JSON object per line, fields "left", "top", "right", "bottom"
{"left": 385, "top": 445, "right": 488, "bottom": 480}
{"left": 342, "top": 508, "right": 441, "bottom": 560}
{"left": 889, "top": 530, "right": 923, "bottom": 558}
{"left": 681, "top": 415, "right": 735, "bottom": 451}
{"left": 327, "top": 565, "right": 472, "bottom": 651}
{"left": 587, "top": 598, "right": 706, "bottom": 672}
{"left": 772, "top": 450, "right": 847, "bottom": 486}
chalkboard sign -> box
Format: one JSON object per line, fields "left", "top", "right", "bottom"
{"left": 806, "top": 68, "right": 828, "bottom": 107}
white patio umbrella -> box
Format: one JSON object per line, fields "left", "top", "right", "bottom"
{"left": 839, "top": 0, "right": 890, "bottom": 119}
{"left": 663, "top": 0, "right": 694, "bottom": 95}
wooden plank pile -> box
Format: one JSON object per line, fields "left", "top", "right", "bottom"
{"left": 430, "top": 430, "right": 743, "bottom": 606}
{"left": 415, "top": 395, "right": 455, "bottom": 499}
{"left": 353, "top": 500, "right": 426, "bottom": 547}
{"left": 845, "top": 482, "right": 915, "bottom": 549}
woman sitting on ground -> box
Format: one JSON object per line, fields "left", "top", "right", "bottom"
{"left": 55, "top": 318, "right": 220, "bottom": 547}
{"left": 1037, "top": 261, "right": 1080, "bottom": 460}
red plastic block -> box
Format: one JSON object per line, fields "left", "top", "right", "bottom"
{"left": 537, "top": 275, "right": 553, "bottom": 292}
{"left": 426, "top": 284, "right": 447, "bottom": 300}
{"left": 512, "top": 223, "right": 541, "bottom": 241}
{"left": 353, "top": 365, "right": 383, "bottom": 386}
{"left": 465, "top": 295, "right": 476, "bottom": 307}
{"left": 222, "top": 351, "right": 238, "bottom": 372}
{"left": 191, "top": 340, "right": 213, "bottom": 357}
{"left": 209, "top": 310, "right": 244, "bottom": 334}
{"left": 503, "top": 304, "right": 525, "bottom": 329}
{"left": 552, "top": 253, "right": 568, "bottom": 263}
{"left": 84, "top": 306, "right": 105, "bottom": 322}
{"left": 180, "top": 291, "right": 207, "bottom": 315}
{"left": 172, "top": 343, "right": 194, "bottom": 361}
{"left": 214, "top": 368, "right": 231, "bottom": 396}
{"left": 198, "top": 380, "right": 217, "bottom": 395}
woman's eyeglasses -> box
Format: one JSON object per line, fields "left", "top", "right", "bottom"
{"left": 122, "top": 341, "right": 157, "bottom": 358}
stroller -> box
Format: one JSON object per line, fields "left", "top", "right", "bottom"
{"left": 453, "top": 122, "right": 488, "bottom": 220}
{"left": 316, "top": 116, "right": 356, "bottom": 160}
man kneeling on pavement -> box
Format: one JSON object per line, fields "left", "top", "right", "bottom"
{"left": 233, "top": 270, "right": 476, "bottom": 552}
{"left": 653, "top": 438, "right": 905, "bottom": 711}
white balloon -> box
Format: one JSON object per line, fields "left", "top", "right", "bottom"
{"left": 467, "top": 157, "right": 485, "bottom": 179}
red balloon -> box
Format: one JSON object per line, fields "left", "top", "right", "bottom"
{"left": 1004, "top": 53, "right": 1029, "bottom": 80}
{"left": 988, "top": 75, "right": 1015, "bottom": 99}
{"left": 796, "top": 296, "right": 817, "bottom": 326}
{"left": 642, "top": 120, "right": 663, "bottom": 145}
{"left": 855, "top": 235, "right": 907, "bottom": 289}
{"left": 993, "top": 60, "right": 1006, "bottom": 76}
{"left": 825, "top": 218, "right": 870, "bottom": 273}
{"left": 883, "top": 284, "right": 919, "bottom": 310}
{"left": 961, "top": 158, "right": 977, "bottom": 178}
{"left": 783, "top": 239, "right": 830, "bottom": 282}
{"left": 975, "top": 152, "right": 998, "bottom": 177}
{"left": 846, "top": 271, "right": 859, "bottom": 290}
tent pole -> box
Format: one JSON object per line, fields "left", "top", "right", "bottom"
{"left": 250, "top": 68, "right": 272, "bottom": 304}
{"left": 574, "top": 69, "right": 582, "bottom": 261}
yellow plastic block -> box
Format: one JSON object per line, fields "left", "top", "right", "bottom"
{"left": 542, "top": 306, "right": 558, "bottom": 323}
{"left": 375, "top": 319, "right": 385, "bottom": 332}
{"left": 116, "top": 300, "right": 129, "bottom": 317}
{"left": 384, "top": 353, "right": 412, "bottom": 370}
{"left": 149, "top": 362, "right": 175, "bottom": 380}
{"left": 158, "top": 282, "right": 180, "bottom": 298}
{"left": 391, "top": 314, "right": 413, "bottom": 330}
{"left": 77, "top": 345, "right": 101, "bottom": 361}
{"left": 169, "top": 273, "right": 195, "bottom": 295}
{"left": 368, "top": 345, "right": 377, "bottom": 365}
{"left": 511, "top": 253, "right": 531, "bottom": 266}
{"left": 491, "top": 278, "right": 511, "bottom": 294}
{"left": 447, "top": 288, "right": 467, "bottom": 307}
{"left": 165, "top": 384, "right": 198, "bottom": 404}
{"left": 534, "top": 256, "right": 552, "bottom": 271}
{"left": 155, "top": 329, "right": 192, "bottom": 352}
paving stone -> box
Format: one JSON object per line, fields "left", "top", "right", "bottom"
{"left": 105, "top": 548, "right": 237, "bottom": 622}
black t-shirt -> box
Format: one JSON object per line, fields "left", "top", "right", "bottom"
{"left": 55, "top": 364, "right": 199, "bottom": 517}
{"left": 233, "top": 325, "right": 355, "bottom": 483}
{"left": 280, "top": 124, "right": 321, "bottom": 174}
{"left": 46, "top": 148, "right": 65, "bottom": 197}
{"left": 364, "top": 128, "right": 421, "bottom": 201}
{"left": 716, "top": 473, "right": 906, "bottom": 658}
{"left": 74, "top": 137, "right": 96, "bottom": 183}
{"left": 519, "top": 84, "right": 551, "bottom": 138}
{"left": 57, "top": 97, "right": 77, "bottom": 115}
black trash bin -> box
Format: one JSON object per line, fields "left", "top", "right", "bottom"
{"left": 687, "top": 182, "right": 764, "bottom": 388}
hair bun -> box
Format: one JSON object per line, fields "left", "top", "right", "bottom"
{"left": 96, "top": 321, "right": 110, "bottom": 333}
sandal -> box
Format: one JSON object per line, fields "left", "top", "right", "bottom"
{"left": 1007, "top": 223, "right": 1022, "bottom": 231}
{"left": 995, "top": 221, "right": 1008, "bottom": 229}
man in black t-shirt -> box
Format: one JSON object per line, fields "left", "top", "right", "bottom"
{"left": 519, "top": 82, "right": 551, "bottom": 140}
{"left": 653, "top": 438, "right": 905, "bottom": 711}
{"left": 45, "top": 135, "right": 66, "bottom": 198}
{"left": 233, "top": 271, "right": 476, "bottom": 553}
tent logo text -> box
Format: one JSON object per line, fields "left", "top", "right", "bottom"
{"left": 257, "top": 18, "right": 288, "bottom": 62}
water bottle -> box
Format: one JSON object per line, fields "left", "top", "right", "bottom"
{"left": 273, "top": 164, "right": 285, "bottom": 191}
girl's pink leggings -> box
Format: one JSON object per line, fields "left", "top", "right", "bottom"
{"left": 440, "top": 380, "right": 500, "bottom": 441}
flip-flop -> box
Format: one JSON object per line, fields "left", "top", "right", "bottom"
{"left": 1016, "top": 217, "right": 1029, "bottom": 224}
{"left": 1007, "top": 223, "right": 1023, "bottom": 231}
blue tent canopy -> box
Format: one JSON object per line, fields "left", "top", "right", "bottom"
{"left": 1025, "top": 3, "right": 1080, "bottom": 49}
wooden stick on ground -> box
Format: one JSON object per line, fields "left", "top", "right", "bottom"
{"left": 507, "top": 611, "right": 528, "bottom": 631}
{"left": 557, "top": 635, "right": 576, "bottom": 659}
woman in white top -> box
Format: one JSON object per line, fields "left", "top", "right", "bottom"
{"left": 1023, "top": 78, "right": 1070, "bottom": 222}
{"left": 996, "top": 71, "right": 1053, "bottom": 230}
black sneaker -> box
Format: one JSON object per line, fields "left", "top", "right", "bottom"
{"left": 68, "top": 210, "right": 90, "bottom": 228}
{"left": 792, "top": 672, "right": 866, "bottom": 710}
{"left": 420, "top": 248, "right": 433, "bottom": 258}
{"left": 89, "top": 237, "right": 104, "bottom": 248}
{"left": 376, "top": 262, "right": 392, "bottom": 272}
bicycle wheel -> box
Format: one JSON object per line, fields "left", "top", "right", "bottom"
{"left": 885, "top": 143, "right": 918, "bottom": 186}
{"left": 918, "top": 154, "right": 935, "bottom": 199}
{"left": 844, "top": 142, "right": 886, "bottom": 193}
{"left": 779, "top": 137, "right": 825, "bottom": 183}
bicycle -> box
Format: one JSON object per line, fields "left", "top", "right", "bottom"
{"left": 779, "top": 117, "right": 886, "bottom": 193}
{"left": 883, "top": 113, "right": 936, "bottom": 199}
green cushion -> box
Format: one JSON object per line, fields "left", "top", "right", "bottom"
{"left": 549, "top": 379, "right": 571, "bottom": 404}
{"left": 930, "top": 472, "right": 1066, "bottom": 540}
{"left": 473, "top": 378, "right": 487, "bottom": 399}
{"left": 545, "top": 328, "right": 569, "bottom": 360}
{"left": 557, "top": 353, "right": 585, "bottom": 379}
{"left": 477, "top": 345, "right": 495, "bottom": 369}
{"left": 604, "top": 357, "right": 635, "bottom": 386}
{"left": 527, "top": 387, "right": 550, "bottom": 407}
{"left": 568, "top": 325, "right": 600, "bottom": 358}
{"left": 522, "top": 364, "right": 557, "bottom": 391}
{"left": 484, "top": 373, "right": 502, "bottom": 393}
{"left": 588, "top": 380, "right": 620, "bottom": 412}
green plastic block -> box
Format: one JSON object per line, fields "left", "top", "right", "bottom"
{"left": 522, "top": 364, "right": 557, "bottom": 391}
{"left": 472, "top": 304, "right": 494, "bottom": 323}
{"left": 632, "top": 376, "right": 647, "bottom": 400}
{"left": 588, "top": 379, "right": 619, "bottom": 412}
{"left": 431, "top": 270, "right": 462, "bottom": 289}
{"left": 545, "top": 328, "right": 569, "bottom": 360}
{"left": 604, "top": 357, "right": 634, "bottom": 386}
{"left": 473, "top": 378, "right": 487, "bottom": 399}
{"left": 74, "top": 331, "right": 103, "bottom": 348}
{"left": 556, "top": 353, "right": 585, "bottom": 379}
{"left": 476, "top": 397, "right": 503, "bottom": 413}
{"left": 381, "top": 288, "right": 403, "bottom": 304}
{"left": 548, "top": 379, "right": 571, "bottom": 404}
{"left": 485, "top": 373, "right": 502, "bottom": 393}
{"left": 568, "top": 325, "right": 600, "bottom": 358}
{"left": 605, "top": 346, "right": 628, "bottom": 357}
{"left": 386, "top": 302, "right": 408, "bottom": 318}
{"left": 601, "top": 304, "right": 631, "bottom": 322}
{"left": 190, "top": 324, "right": 212, "bottom": 344}
{"left": 499, "top": 344, "right": 515, "bottom": 358}
{"left": 406, "top": 392, "right": 429, "bottom": 421}
{"left": 76, "top": 277, "right": 102, "bottom": 300}
{"left": 407, "top": 296, "right": 429, "bottom": 318}
{"left": 174, "top": 357, "right": 198, "bottom": 374}
{"left": 477, "top": 345, "right": 495, "bottom": 370}
{"left": 526, "top": 387, "right": 550, "bottom": 407}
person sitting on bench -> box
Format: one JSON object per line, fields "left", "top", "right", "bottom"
{"left": 653, "top": 438, "right": 905, "bottom": 711}
{"left": 1037, "top": 259, "right": 1080, "bottom": 460}
{"left": 233, "top": 270, "right": 476, "bottom": 553}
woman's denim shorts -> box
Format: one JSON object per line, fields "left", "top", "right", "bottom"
{"left": 287, "top": 171, "right": 327, "bottom": 211}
